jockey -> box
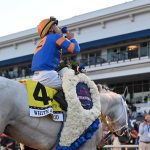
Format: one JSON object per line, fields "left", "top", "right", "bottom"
{"left": 31, "top": 16, "right": 80, "bottom": 89}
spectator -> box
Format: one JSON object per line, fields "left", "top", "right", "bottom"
{"left": 112, "top": 135, "right": 121, "bottom": 150}
{"left": 0, "top": 134, "right": 20, "bottom": 150}
{"left": 147, "top": 94, "right": 150, "bottom": 104}
{"left": 129, "top": 128, "right": 139, "bottom": 146}
{"left": 144, "top": 96, "right": 148, "bottom": 103}
{"left": 138, "top": 114, "right": 150, "bottom": 150}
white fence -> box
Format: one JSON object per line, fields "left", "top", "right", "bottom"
{"left": 104, "top": 144, "right": 139, "bottom": 150}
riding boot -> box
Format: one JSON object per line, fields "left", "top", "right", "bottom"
{"left": 53, "top": 90, "right": 68, "bottom": 111}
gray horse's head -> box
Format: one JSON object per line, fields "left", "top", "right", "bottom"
{"left": 98, "top": 84, "right": 130, "bottom": 140}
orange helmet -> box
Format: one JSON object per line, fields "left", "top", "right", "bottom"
{"left": 38, "top": 16, "right": 58, "bottom": 38}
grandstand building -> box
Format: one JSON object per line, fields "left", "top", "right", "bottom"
{"left": 0, "top": 0, "right": 150, "bottom": 104}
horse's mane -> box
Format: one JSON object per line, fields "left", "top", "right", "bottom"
{"left": 97, "top": 84, "right": 113, "bottom": 93}
{"left": 97, "top": 84, "right": 122, "bottom": 104}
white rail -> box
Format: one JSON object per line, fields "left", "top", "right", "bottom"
{"left": 104, "top": 144, "right": 138, "bottom": 150}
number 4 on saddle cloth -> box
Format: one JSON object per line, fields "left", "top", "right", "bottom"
{"left": 20, "top": 80, "right": 67, "bottom": 121}
{"left": 20, "top": 79, "right": 94, "bottom": 122}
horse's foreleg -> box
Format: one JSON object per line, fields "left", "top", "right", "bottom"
{"left": 79, "top": 129, "right": 100, "bottom": 150}
{"left": 0, "top": 115, "right": 7, "bottom": 134}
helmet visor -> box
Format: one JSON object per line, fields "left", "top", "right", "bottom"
{"left": 50, "top": 17, "right": 58, "bottom": 25}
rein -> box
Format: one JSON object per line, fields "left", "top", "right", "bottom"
{"left": 97, "top": 98, "right": 129, "bottom": 149}
{"left": 100, "top": 98, "right": 128, "bottom": 137}
{"left": 100, "top": 113, "right": 116, "bottom": 134}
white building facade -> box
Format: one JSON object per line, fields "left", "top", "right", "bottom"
{"left": 0, "top": 0, "right": 150, "bottom": 104}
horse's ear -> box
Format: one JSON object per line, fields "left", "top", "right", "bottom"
{"left": 97, "top": 84, "right": 102, "bottom": 92}
{"left": 123, "top": 86, "right": 128, "bottom": 99}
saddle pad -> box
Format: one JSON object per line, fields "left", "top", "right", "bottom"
{"left": 21, "top": 80, "right": 64, "bottom": 121}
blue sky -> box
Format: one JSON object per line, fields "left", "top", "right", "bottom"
{"left": 0, "top": 0, "right": 132, "bottom": 37}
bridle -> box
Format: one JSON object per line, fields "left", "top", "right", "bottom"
{"left": 100, "top": 97, "right": 128, "bottom": 137}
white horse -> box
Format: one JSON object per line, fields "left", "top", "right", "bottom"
{"left": 0, "top": 77, "right": 128, "bottom": 150}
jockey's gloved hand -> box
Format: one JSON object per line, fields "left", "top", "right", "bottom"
{"left": 61, "top": 26, "right": 68, "bottom": 33}
{"left": 79, "top": 64, "right": 86, "bottom": 73}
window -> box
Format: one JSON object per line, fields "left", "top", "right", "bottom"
{"left": 134, "top": 81, "right": 142, "bottom": 93}
{"left": 62, "top": 55, "right": 77, "bottom": 62}
{"left": 114, "top": 83, "right": 124, "bottom": 94}
{"left": 107, "top": 48, "right": 119, "bottom": 62}
{"left": 126, "top": 82, "right": 133, "bottom": 93}
{"left": 127, "top": 44, "right": 139, "bottom": 59}
{"left": 140, "top": 42, "right": 148, "bottom": 57}
{"left": 120, "top": 46, "right": 127, "bottom": 60}
{"left": 80, "top": 53, "right": 88, "bottom": 66}
{"left": 143, "top": 80, "right": 149, "bottom": 92}
{"left": 81, "top": 51, "right": 103, "bottom": 66}
{"left": 89, "top": 53, "right": 95, "bottom": 65}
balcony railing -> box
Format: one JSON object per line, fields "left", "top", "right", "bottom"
{"left": 0, "top": 68, "right": 33, "bottom": 80}
{"left": 0, "top": 51, "right": 150, "bottom": 80}
{"left": 80, "top": 51, "right": 149, "bottom": 67}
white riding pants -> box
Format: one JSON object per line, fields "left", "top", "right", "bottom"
{"left": 32, "top": 70, "right": 62, "bottom": 89}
